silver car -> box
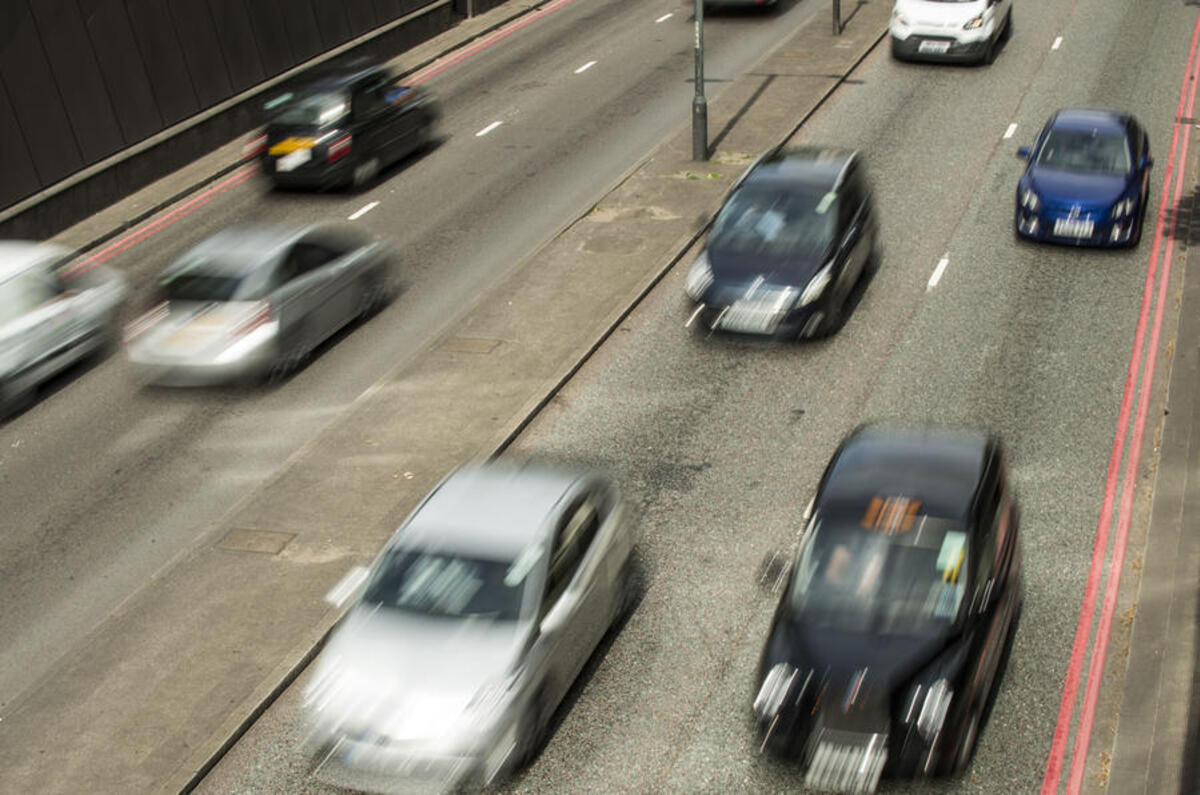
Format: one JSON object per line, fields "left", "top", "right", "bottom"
{"left": 125, "top": 223, "right": 392, "bottom": 385}
{"left": 305, "top": 460, "right": 638, "bottom": 792}
{"left": 0, "top": 242, "right": 126, "bottom": 417}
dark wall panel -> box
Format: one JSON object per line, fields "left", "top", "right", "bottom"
{"left": 30, "top": 0, "right": 124, "bottom": 164}
{"left": 206, "top": 0, "right": 266, "bottom": 94}
{"left": 283, "top": 1, "right": 324, "bottom": 64}
{"left": 0, "top": 0, "right": 83, "bottom": 185}
{"left": 343, "top": 0, "right": 380, "bottom": 37}
{"left": 0, "top": 78, "right": 42, "bottom": 208}
{"left": 311, "top": 0, "right": 351, "bottom": 50}
{"left": 244, "top": 0, "right": 294, "bottom": 79}
{"left": 167, "top": 1, "right": 232, "bottom": 109}
{"left": 373, "top": 0, "right": 404, "bottom": 27}
{"left": 125, "top": 0, "right": 198, "bottom": 126}
{"left": 78, "top": 0, "right": 162, "bottom": 146}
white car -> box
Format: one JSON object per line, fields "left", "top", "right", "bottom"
{"left": 890, "top": 0, "right": 1012, "bottom": 65}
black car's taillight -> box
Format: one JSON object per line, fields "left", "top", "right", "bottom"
{"left": 327, "top": 134, "right": 352, "bottom": 163}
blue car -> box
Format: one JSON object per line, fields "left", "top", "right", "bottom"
{"left": 1014, "top": 108, "right": 1152, "bottom": 248}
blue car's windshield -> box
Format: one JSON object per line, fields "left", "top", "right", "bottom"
{"left": 1035, "top": 129, "right": 1132, "bottom": 175}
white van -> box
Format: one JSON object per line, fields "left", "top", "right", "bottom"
{"left": 890, "top": 0, "right": 1012, "bottom": 65}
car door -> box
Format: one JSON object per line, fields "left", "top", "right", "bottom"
{"left": 269, "top": 238, "right": 346, "bottom": 351}
{"left": 349, "top": 74, "right": 394, "bottom": 165}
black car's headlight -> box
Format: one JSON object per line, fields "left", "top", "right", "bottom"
{"left": 963, "top": 13, "right": 985, "bottom": 30}
{"left": 1111, "top": 196, "right": 1137, "bottom": 220}
{"left": 798, "top": 263, "right": 834, "bottom": 307}
{"left": 684, "top": 252, "right": 714, "bottom": 300}
{"left": 1019, "top": 187, "right": 1040, "bottom": 212}
{"left": 899, "top": 641, "right": 969, "bottom": 742}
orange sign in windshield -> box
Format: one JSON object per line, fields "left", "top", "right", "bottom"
{"left": 860, "top": 496, "right": 921, "bottom": 535}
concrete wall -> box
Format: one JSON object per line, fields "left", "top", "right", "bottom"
{"left": 0, "top": 0, "right": 460, "bottom": 242}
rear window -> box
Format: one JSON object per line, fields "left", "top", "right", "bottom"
{"left": 269, "top": 91, "right": 349, "bottom": 127}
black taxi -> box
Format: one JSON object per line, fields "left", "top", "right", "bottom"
{"left": 752, "top": 425, "right": 1023, "bottom": 792}
{"left": 248, "top": 59, "right": 439, "bottom": 191}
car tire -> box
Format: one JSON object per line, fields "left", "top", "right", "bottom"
{"left": 952, "top": 706, "right": 982, "bottom": 775}
{"left": 1128, "top": 201, "right": 1146, "bottom": 248}
{"left": 356, "top": 272, "right": 390, "bottom": 319}
{"left": 350, "top": 156, "right": 380, "bottom": 191}
{"left": 1002, "top": 9, "right": 1013, "bottom": 42}
{"left": 815, "top": 297, "right": 847, "bottom": 339}
{"left": 266, "top": 332, "right": 309, "bottom": 383}
{"left": 982, "top": 35, "right": 999, "bottom": 66}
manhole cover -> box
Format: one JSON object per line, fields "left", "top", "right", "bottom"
{"left": 441, "top": 337, "right": 501, "bottom": 354}
{"left": 217, "top": 528, "right": 296, "bottom": 554}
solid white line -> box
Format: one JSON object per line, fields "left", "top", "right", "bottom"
{"left": 656, "top": 12, "right": 673, "bottom": 22}
{"left": 927, "top": 257, "right": 950, "bottom": 291}
{"left": 574, "top": 60, "right": 597, "bottom": 74}
{"left": 476, "top": 121, "right": 503, "bottom": 137}
{"left": 1052, "top": 36, "right": 1063, "bottom": 50}
{"left": 1004, "top": 123, "right": 1018, "bottom": 139}
{"left": 347, "top": 201, "right": 379, "bottom": 220}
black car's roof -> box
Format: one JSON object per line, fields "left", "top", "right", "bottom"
{"left": 1050, "top": 108, "right": 1131, "bottom": 135}
{"left": 817, "top": 425, "right": 992, "bottom": 524}
{"left": 744, "top": 147, "right": 858, "bottom": 192}
{"left": 289, "top": 58, "right": 391, "bottom": 94}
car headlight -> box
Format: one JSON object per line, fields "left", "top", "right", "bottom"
{"left": 1020, "top": 187, "right": 1040, "bottom": 212}
{"left": 798, "top": 263, "right": 834, "bottom": 307}
{"left": 915, "top": 678, "right": 954, "bottom": 740}
{"left": 892, "top": 10, "right": 909, "bottom": 27}
{"left": 753, "top": 663, "right": 797, "bottom": 721}
{"left": 900, "top": 640, "right": 968, "bottom": 742}
{"left": 963, "top": 13, "right": 985, "bottom": 30}
{"left": 1111, "top": 197, "right": 1136, "bottom": 219}
{"left": 684, "top": 252, "right": 714, "bottom": 300}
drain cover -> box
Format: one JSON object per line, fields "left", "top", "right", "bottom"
{"left": 217, "top": 528, "right": 296, "bottom": 554}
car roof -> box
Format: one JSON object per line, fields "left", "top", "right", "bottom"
{"left": 0, "top": 241, "right": 70, "bottom": 282}
{"left": 817, "top": 425, "right": 992, "bottom": 524}
{"left": 395, "top": 461, "right": 592, "bottom": 558}
{"left": 744, "top": 146, "right": 858, "bottom": 192}
{"left": 163, "top": 224, "right": 316, "bottom": 278}
{"left": 292, "top": 58, "right": 389, "bottom": 94}
{"left": 1050, "top": 108, "right": 1131, "bottom": 135}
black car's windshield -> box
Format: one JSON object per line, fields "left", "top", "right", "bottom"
{"left": 362, "top": 545, "right": 535, "bottom": 621}
{"left": 789, "top": 504, "right": 969, "bottom": 635}
{"left": 1035, "top": 129, "right": 1132, "bottom": 175}
{"left": 270, "top": 91, "right": 349, "bottom": 127}
{"left": 709, "top": 186, "right": 836, "bottom": 258}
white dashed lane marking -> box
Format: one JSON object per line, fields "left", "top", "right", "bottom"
{"left": 348, "top": 201, "right": 379, "bottom": 220}
{"left": 476, "top": 121, "right": 503, "bottom": 137}
{"left": 575, "top": 60, "right": 597, "bottom": 74}
{"left": 656, "top": 13, "right": 673, "bottom": 23}
{"left": 927, "top": 256, "right": 950, "bottom": 291}
{"left": 1052, "top": 36, "right": 1063, "bottom": 50}
{"left": 1004, "top": 123, "right": 1018, "bottom": 139}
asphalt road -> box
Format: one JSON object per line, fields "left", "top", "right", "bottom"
{"left": 196, "top": 0, "right": 1194, "bottom": 792}
{"left": 0, "top": 0, "right": 824, "bottom": 712}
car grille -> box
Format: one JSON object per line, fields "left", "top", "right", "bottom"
{"left": 805, "top": 730, "right": 887, "bottom": 793}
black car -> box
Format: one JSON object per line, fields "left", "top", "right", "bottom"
{"left": 249, "top": 60, "right": 439, "bottom": 190}
{"left": 753, "top": 425, "right": 1022, "bottom": 792}
{"left": 683, "top": 146, "right": 879, "bottom": 339}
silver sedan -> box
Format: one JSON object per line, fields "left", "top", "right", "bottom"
{"left": 0, "top": 242, "right": 126, "bottom": 417}
{"left": 125, "top": 223, "right": 393, "bottom": 385}
{"left": 304, "top": 460, "right": 638, "bottom": 792}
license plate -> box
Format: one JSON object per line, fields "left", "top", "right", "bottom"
{"left": 276, "top": 147, "right": 312, "bottom": 172}
{"left": 1053, "top": 217, "right": 1094, "bottom": 238}
{"left": 919, "top": 39, "right": 951, "bottom": 54}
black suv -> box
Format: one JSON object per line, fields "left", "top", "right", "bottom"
{"left": 683, "top": 147, "right": 879, "bottom": 339}
{"left": 250, "top": 60, "right": 439, "bottom": 191}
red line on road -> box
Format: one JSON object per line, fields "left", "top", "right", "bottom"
{"left": 407, "top": 0, "right": 583, "bottom": 85}
{"left": 1041, "top": 11, "right": 1200, "bottom": 793}
{"left": 1063, "top": 26, "right": 1200, "bottom": 795}
{"left": 64, "top": 164, "right": 258, "bottom": 278}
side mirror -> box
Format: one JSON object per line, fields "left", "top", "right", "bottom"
{"left": 1016, "top": 146, "right": 1032, "bottom": 161}
{"left": 324, "top": 565, "right": 370, "bottom": 608}
{"left": 1140, "top": 155, "right": 1154, "bottom": 170}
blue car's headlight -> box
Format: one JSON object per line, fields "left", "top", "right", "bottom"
{"left": 684, "top": 252, "right": 714, "bottom": 300}
{"left": 1019, "top": 187, "right": 1040, "bottom": 212}
{"left": 1111, "top": 197, "right": 1137, "bottom": 220}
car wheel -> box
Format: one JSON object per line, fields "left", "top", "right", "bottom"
{"left": 1002, "top": 9, "right": 1013, "bottom": 41}
{"left": 953, "top": 706, "right": 982, "bottom": 775}
{"left": 0, "top": 381, "right": 34, "bottom": 420}
{"left": 982, "top": 35, "right": 998, "bottom": 65}
{"left": 815, "top": 297, "right": 847, "bottom": 339}
{"left": 1128, "top": 200, "right": 1146, "bottom": 248}
{"left": 266, "top": 335, "right": 309, "bottom": 383}
{"left": 356, "top": 273, "right": 389, "bottom": 319}
{"left": 350, "top": 156, "right": 380, "bottom": 190}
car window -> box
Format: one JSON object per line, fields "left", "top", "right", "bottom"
{"left": 362, "top": 546, "right": 529, "bottom": 621}
{"left": 270, "top": 91, "right": 349, "bottom": 127}
{"left": 543, "top": 497, "right": 601, "bottom": 613}
{"left": 1035, "top": 129, "right": 1132, "bottom": 174}
{"left": 709, "top": 186, "right": 836, "bottom": 258}
{"left": 280, "top": 241, "right": 341, "bottom": 282}
{"left": 0, "top": 270, "right": 57, "bottom": 325}
{"left": 352, "top": 78, "right": 389, "bottom": 119}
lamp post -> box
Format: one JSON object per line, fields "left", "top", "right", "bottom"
{"left": 692, "top": 0, "right": 708, "bottom": 161}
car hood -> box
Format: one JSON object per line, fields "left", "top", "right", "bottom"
{"left": 1026, "top": 167, "right": 1129, "bottom": 209}
{"left": 304, "top": 605, "right": 525, "bottom": 743}
{"left": 706, "top": 246, "right": 826, "bottom": 293}
{"left": 894, "top": 0, "right": 987, "bottom": 27}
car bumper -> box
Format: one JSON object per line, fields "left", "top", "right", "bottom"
{"left": 126, "top": 348, "right": 276, "bottom": 386}
{"left": 890, "top": 26, "right": 992, "bottom": 62}
{"left": 1014, "top": 206, "right": 1138, "bottom": 247}
{"left": 687, "top": 298, "right": 830, "bottom": 340}
{"left": 312, "top": 739, "right": 480, "bottom": 793}
{"left": 261, "top": 156, "right": 350, "bottom": 189}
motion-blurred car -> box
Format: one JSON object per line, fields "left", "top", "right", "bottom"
{"left": 303, "top": 461, "right": 637, "bottom": 791}
{"left": 0, "top": 242, "right": 126, "bottom": 417}
{"left": 246, "top": 59, "right": 439, "bottom": 191}
{"left": 125, "top": 223, "right": 392, "bottom": 385}
{"left": 890, "top": 0, "right": 1012, "bottom": 64}
{"left": 1014, "top": 108, "right": 1153, "bottom": 247}
{"left": 752, "top": 425, "right": 1022, "bottom": 792}
{"left": 683, "top": 146, "right": 879, "bottom": 339}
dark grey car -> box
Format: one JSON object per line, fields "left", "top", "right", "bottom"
{"left": 125, "top": 223, "right": 393, "bottom": 385}
{"left": 0, "top": 242, "right": 126, "bottom": 416}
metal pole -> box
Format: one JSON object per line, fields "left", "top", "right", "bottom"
{"left": 832, "top": 0, "right": 841, "bottom": 35}
{"left": 692, "top": 0, "right": 708, "bottom": 161}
